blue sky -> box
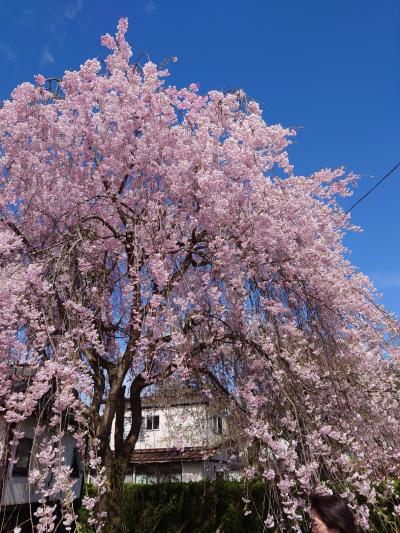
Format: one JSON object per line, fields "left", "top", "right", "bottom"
{"left": 1, "top": 0, "right": 399, "bottom": 315}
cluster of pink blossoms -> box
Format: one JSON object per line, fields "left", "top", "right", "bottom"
{"left": 0, "top": 18, "right": 399, "bottom": 531}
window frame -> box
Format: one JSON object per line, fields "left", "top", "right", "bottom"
{"left": 146, "top": 414, "right": 160, "bottom": 431}
{"left": 212, "top": 415, "right": 223, "bottom": 435}
{"left": 70, "top": 447, "right": 81, "bottom": 479}
{"left": 12, "top": 438, "right": 33, "bottom": 477}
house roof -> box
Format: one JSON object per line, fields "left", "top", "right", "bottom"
{"left": 141, "top": 396, "right": 209, "bottom": 409}
{"left": 130, "top": 447, "right": 219, "bottom": 464}
{"left": 124, "top": 394, "right": 210, "bottom": 410}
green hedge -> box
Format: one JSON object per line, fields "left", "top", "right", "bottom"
{"left": 78, "top": 480, "right": 275, "bottom": 532}
{"left": 79, "top": 480, "right": 400, "bottom": 532}
{"left": 121, "top": 480, "right": 270, "bottom": 533}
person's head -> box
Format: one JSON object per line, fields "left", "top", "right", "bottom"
{"left": 310, "top": 493, "right": 357, "bottom": 533}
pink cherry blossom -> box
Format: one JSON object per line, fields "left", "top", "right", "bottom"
{"left": 0, "top": 17, "right": 399, "bottom": 531}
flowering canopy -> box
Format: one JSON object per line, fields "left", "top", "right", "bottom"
{"left": 0, "top": 18, "right": 399, "bottom": 532}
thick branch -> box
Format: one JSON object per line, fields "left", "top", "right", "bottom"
{"left": 114, "top": 385, "right": 126, "bottom": 456}
{"left": 198, "top": 367, "right": 248, "bottom": 415}
{"left": 1, "top": 216, "right": 34, "bottom": 255}
{"left": 123, "top": 374, "right": 147, "bottom": 452}
{"left": 81, "top": 215, "right": 119, "bottom": 239}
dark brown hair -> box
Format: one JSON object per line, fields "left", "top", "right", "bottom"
{"left": 311, "top": 493, "right": 357, "bottom": 533}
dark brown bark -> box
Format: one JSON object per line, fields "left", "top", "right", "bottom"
{"left": 101, "top": 451, "right": 130, "bottom": 533}
{"left": 96, "top": 374, "right": 145, "bottom": 532}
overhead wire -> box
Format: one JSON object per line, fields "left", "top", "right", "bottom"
{"left": 346, "top": 161, "right": 400, "bottom": 213}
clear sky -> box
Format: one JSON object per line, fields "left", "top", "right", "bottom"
{"left": 1, "top": 0, "right": 399, "bottom": 315}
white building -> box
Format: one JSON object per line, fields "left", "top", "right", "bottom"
{"left": 0, "top": 416, "right": 83, "bottom": 508}
{"left": 0, "top": 367, "right": 84, "bottom": 528}
{"left": 111, "top": 395, "right": 238, "bottom": 484}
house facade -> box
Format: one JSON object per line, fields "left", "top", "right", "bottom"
{"left": 0, "top": 415, "right": 83, "bottom": 508}
{"left": 0, "top": 366, "right": 84, "bottom": 530}
{"left": 111, "top": 395, "right": 237, "bottom": 484}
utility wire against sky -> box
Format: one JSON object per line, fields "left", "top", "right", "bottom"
{"left": 346, "top": 161, "right": 400, "bottom": 213}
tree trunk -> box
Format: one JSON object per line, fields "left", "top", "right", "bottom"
{"left": 100, "top": 450, "right": 130, "bottom": 532}
{"left": 95, "top": 377, "right": 144, "bottom": 532}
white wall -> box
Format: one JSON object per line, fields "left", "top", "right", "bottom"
{"left": 110, "top": 402, "right": 224, "bottom": 451}
{"left": 0, "top": 416, "right": 83, "bottom": 507}
{"left": 109, "top": 401, "right": 231, "bottom": 484}
{"left": 2, "top": 418, "right": 41, "bottom": 506}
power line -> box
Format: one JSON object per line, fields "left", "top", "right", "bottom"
{"left": 346, "top": 161, "right": 400, "bottom": 213}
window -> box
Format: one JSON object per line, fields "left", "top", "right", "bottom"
{"left": 215, "top": 471, "right": 224, "bottom": 480}
{"left": 70, "top": 448, "right": 80, "bottom": 479}
{"left": 212, "top": 415, "right": 223, "bottom": 435}
{"left": 146, "top": 415, "right": 160, "bottom": 431}
{"left": 135, "top": 463, "right": 182, "bottom": 484}
{"left": 12, "top": 438, "right": 33, "bottom": 477}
